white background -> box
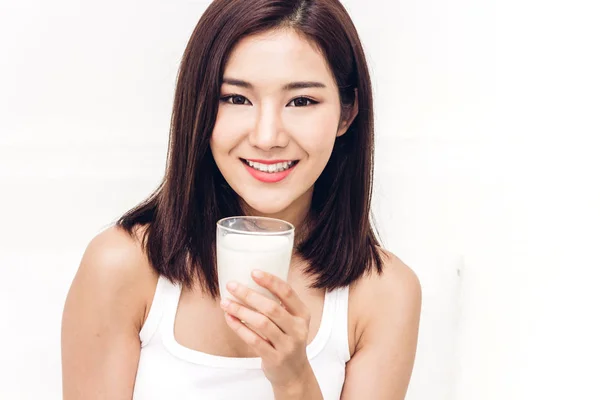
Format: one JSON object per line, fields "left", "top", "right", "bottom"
{"left": 1, "top": 0, "right": 599, "bottom": 399}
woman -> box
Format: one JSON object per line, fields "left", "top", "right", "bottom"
{"left": 61, "top": 0, "right": 421, "bottom": 399}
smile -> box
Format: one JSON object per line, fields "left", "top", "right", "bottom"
{"left": 241, "top": 158, "right": 299, "bottom": 183}
{"left": 242, "top": 159, "right": 298, "bottom": 173}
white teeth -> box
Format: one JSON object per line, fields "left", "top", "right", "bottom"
{"left": 246, "top": 160, "right": 294, "bottom": 173}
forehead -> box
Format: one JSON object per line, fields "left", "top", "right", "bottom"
{"left": 223, "top": 28, "right": 335, "bottom": 87}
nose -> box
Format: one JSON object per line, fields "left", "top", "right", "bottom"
{"left": 248, "top": 104, "right": 289, "bottom": 150}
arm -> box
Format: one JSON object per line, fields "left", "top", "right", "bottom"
{"left": 341, "top": 253, "right": 422, "bottom": 400}
{"left": 271, "top": 367, "right": 323, "bottom": 400}
{"left": 61, "top": 226, "right": 155, "bottom": 399}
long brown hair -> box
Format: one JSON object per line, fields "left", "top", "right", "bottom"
{"left": 116, "top": 0, "right": 383, "bottom": 298}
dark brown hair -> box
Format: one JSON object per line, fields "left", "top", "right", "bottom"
{"left": 116, "top": 0, "right": 383, "bottom": 297}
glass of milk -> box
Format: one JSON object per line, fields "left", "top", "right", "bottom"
{"left": 216, "top": 216, "right": 294, "bottom": 302}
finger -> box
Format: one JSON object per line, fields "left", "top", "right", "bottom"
{"left": 220, "top": 298, "right": 286, "bottom": 346}
{"left": 223, "top": 312, "right": 277, "bottom": 359}
{"left": 226, "top": 281, "right": 295, "bottom": 334}
{"left": 251, "top": 270, "right": 310, "bottom": 320}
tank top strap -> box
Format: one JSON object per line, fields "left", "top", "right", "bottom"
{"left": 139, "top": 275, "right": 179, "bottom": 347}
{"left": 330, "top": 285, "right": 351, "bottom": 363}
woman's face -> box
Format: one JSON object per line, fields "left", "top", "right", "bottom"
{"left": 210, "top": 28, "right": 356, "bottom": 220}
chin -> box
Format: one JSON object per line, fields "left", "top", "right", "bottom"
{"left": 241, "top": 195, "right": 294, "bottom": 217}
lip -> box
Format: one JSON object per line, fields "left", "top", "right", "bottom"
{"left": 241, "top": 159, "right": 298, "bottom": 183}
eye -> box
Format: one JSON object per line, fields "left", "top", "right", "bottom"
{"left": 220, "top": 95, "right": 252, "bottom": 106}
{"left": 287, "top": 97, "right": 318, "bottom": 107}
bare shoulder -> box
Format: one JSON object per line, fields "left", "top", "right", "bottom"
{"left": 352, "top": 248, "right": 421, "bottom": 309}
{"left": 349, "top": 248, "right": 422, "bottom": 352}
{"left": 67, "top": 224, "right": 158, "bottom": 330}
{"left": 81, "top": 224, "right": 157, "bottom": 286}
{"left": 82, "top": 224, "right": 154, "bottom": 273}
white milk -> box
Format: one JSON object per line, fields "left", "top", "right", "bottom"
{"left": 217, "top": 233, "right": 293, "bottom": 301}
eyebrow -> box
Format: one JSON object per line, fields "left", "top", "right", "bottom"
{"left": 222, "top": 77, "right": 327, "bottom": 91}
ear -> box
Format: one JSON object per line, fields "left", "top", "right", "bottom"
{"left": 336, "top": 89, "right": 359, "bottom": 137}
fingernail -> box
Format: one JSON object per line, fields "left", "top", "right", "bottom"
{"left": 220, "top": 299, "right": 230, "bottom": 308}
{"left": 252, "top": 270, "right": 264, "bottom": 278}
{"left": 227, "top": 281, "right": 238, "bottom": 291}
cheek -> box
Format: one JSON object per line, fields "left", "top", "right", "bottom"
{"left": 288, "top": 110, "right": 339, "bottom": 155}
{"left": 211, "top": 109, "right": 248, "bottom": 154}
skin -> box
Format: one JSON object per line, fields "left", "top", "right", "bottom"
{"left": 61, "top": 28, "right": 422, "bottom": 399}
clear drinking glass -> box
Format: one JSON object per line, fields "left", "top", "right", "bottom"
{"left": 216, "top": 216, "right": 295, "bottom": 301}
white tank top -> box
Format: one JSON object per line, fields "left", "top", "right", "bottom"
{"left": 132, "top": 276, "right": 351, "bottom": 400}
